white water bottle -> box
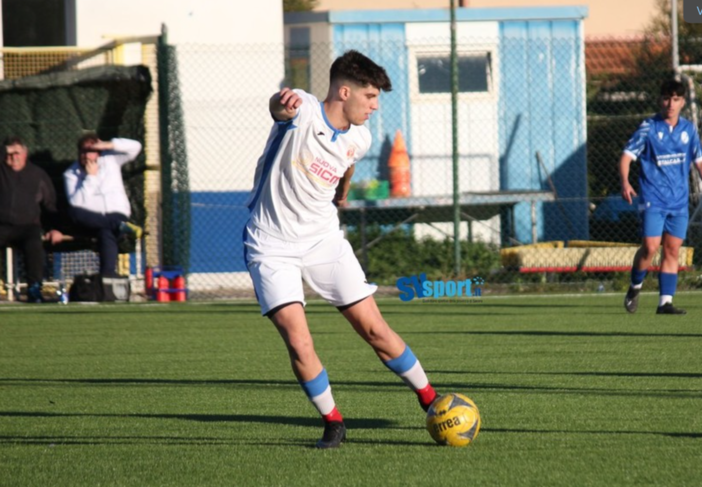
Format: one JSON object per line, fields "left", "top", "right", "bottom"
{"left": 58, "top": 283, "right": 69, "bottom": 304}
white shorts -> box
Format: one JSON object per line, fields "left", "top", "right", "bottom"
{"left": 244, "top": 227, "right": 377, "bottom": 315}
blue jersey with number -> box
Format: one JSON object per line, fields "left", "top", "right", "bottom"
{"left": 624, "top": 114, "right": 702, "bottom": 210}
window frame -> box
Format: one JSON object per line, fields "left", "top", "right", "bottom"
{"left": 409, "top": 46, "right": 497, "bottom": 102}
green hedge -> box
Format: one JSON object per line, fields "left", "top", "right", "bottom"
{"left": 346, "top": 224, "right": 502, "bottom": 284}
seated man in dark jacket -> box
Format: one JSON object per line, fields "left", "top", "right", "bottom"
{"left": 0, "top": 136, "right": 64, "bottom": 302}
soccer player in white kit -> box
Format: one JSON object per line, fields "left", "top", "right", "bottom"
{"left": 244, "top": 51, "right": 438, "bottom": 448}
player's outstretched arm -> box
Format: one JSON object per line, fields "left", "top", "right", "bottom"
{"left": 619, "top": 153, "right": 637, "bottom": 204}
{"left": 270, "top": 87, "right": 302, "bottom": 121}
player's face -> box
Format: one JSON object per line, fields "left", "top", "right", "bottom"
{"left": 344, "top": 84, "right": 380, "bottom": 126}
{"left": 4, "top": 143, "right": 27, "bottom": 172}
{"left": 659, "top": 93, "right": 685, "bottom": 121}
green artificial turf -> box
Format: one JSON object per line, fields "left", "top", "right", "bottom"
{"left": 1, "top": 293, "right": 701, "bottom": 486}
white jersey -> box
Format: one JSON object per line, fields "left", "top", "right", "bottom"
{"left": 64, "top": 138, "right": 141, "bottom": 217}
{"left": 246, "top": 90, "right": 371, "bottom": 241}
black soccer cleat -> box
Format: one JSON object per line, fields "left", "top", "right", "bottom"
{"left": 316, "top": 421, "right": 346, "bottom": 449}
{"left": 656, "top": 303, "right": 687, "bottom": 315}
{"left": 420, "top": 397, "right": 431, "bottom": 413}
{"left": 624, "top": 286, "right": 640, "bottom": 314}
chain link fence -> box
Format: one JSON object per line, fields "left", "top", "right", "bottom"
{"left": 4, "top": 33, "right": 702, "bottom": 301}
{"left": 162, "top": 34, "right": 702, "bottom": 298}
{"left": 585, "top": 36, "right": 702, "bottom": 292}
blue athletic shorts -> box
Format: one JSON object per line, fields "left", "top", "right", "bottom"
{"left": 639, "top": 206, "right": 688, "bottom": 240}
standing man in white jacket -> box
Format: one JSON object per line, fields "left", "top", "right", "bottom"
{"left": 64, "top": 133, "right": 142, "bottom": 277}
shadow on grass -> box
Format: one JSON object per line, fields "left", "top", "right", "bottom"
{"left": 0, "top": 410, "right": 392, "bottom": 429}
{"left": 484, "top": 427, "right": 702, "bottom": 439}
{"left": 0, "top": 411, "right": 409, "bottom": 447}
{"left": 0, "top": 303, "right": 264, "bottom": 316}
{"left": 0, "top": 434, "right": 436, "bottom": 448}
{"left": 0, "top": 377, "right": 408, "bottom": 388}
{"left": 1, "top": 426, "right": 698, "bottom": 448}
{"left": 426, "top": 382, "right": 702, "bottom": 398}
{"left": 16, "top": 308, "right": 263, "bottom": 316}
{"left": 405, "top": 330, "right": 702, "bottom": 338}
{"left": 431, "top": 370, "right": 702, "bottom": 379}
{"left": 2, "top": 377, "right": 700, "bottom": 398}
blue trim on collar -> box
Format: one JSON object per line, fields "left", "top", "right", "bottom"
{"left": 320, "top": 102, "right": 349, "bottom": 142}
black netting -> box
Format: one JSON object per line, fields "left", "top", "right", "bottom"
{"left": 0, "top": 64, "right": 152, "bottom": 240}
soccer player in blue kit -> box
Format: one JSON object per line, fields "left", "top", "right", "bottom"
{"left": 244, "top": 51, "right": 438, "bottom": 448}
{"left": 620, "top": 79, "right": 702, "bottom": 315}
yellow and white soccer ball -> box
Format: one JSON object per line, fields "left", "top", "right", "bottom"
{"left": 426, "top": 393, "right": 481, "bottom": 447}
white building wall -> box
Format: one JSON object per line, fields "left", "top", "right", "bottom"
{"left": 74, "top": 0, "right": 284, "bottom": 194}
{"left": 406, "top": 21, "right": 501, "bottom": 243}
{"left": 75, "top": 0, "right": 282, "bottom": 46}
{"left": 72, "top": 0, "right": 285, "bottom": 288}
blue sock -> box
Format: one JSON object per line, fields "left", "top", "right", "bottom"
{"left": 299, "top": 368, "right": 329, "bottom": 398}
{"left": 299, "top": 368, "right": 337, "bottom": 418}
{"left": 658, "top": 272, "right": 677, "bottom": 297}
{"left": 631, "top": 268, "right": 647, "bottom": 287}
{"left": 383, "top": 346, "right": 417, "bottom": 375}
{"left": 383, "top": 345, "right": 432, "bottom": 395}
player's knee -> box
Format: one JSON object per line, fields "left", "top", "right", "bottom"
{"left": 662, "top": 237, "right": 683, "bottom": 255}
{"left": 360, "top": 322, "right": 393, "bottom": 346}
{"left": 641, "top": 243, "right": 659, "bottom": 259}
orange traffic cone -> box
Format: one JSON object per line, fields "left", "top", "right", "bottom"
{"left": 388, "top": 130, "right": 411, "bottom": 197}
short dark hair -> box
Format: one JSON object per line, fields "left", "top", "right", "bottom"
{"left": 3, "top": 135, "right": 26, "bottom": 147}
{"left": 77, "top": 132, "right": 99, "bottom": 151}
{"left": 660, "top": 79, "right": 686, "bottom": 98}
{"left": 330, "top": 50, "right": 392, "bottom": 92}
